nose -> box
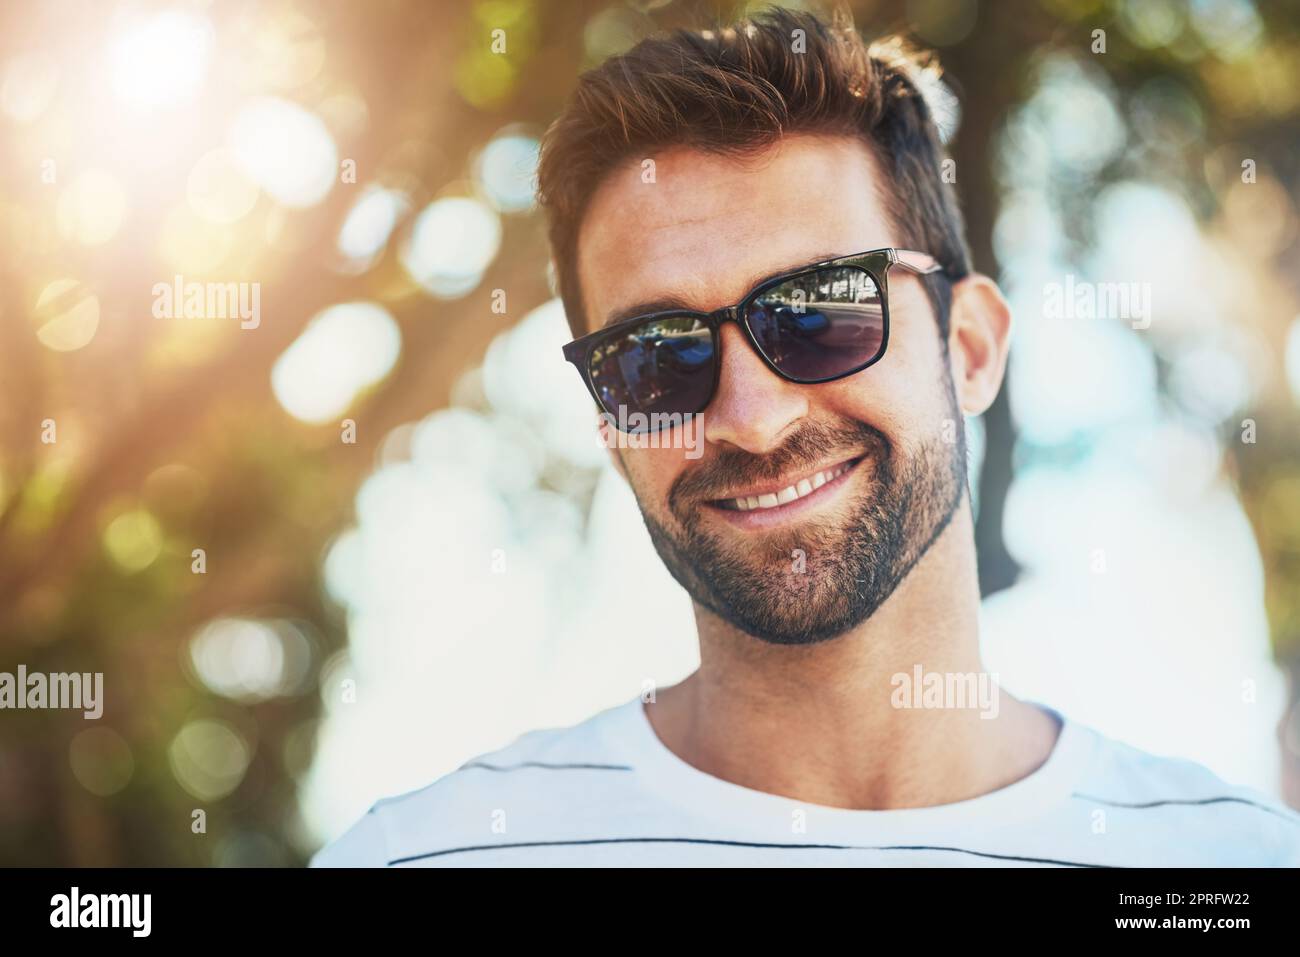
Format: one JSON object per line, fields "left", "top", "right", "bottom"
{"left": 702, "top": 322, "right": 808, "bottom": 454}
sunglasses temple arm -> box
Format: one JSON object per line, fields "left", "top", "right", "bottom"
{"left": 892, "top": 249, "right": 944, "bottom": 275}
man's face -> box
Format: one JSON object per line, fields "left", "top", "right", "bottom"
{"left": 576, "top": 134, "right": 968, "bottom": 645}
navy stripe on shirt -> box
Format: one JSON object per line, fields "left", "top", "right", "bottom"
{"left": 457, "top": 761, "right": 634, "bottom": 772}
{"left": 388, "top": 837, "right": 1106, "bottom": 867}
{"left": 1072, "top": 792, "right": 1300, "bottom": 825}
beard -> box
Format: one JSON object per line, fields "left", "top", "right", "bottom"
{"left": 629, "top": 390, "right": 968, "bottom": 646}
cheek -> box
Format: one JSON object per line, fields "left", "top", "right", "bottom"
{"left": 818, "top": 378, "right": 909, "bottom": 442}
{"left": 621, "top": 446, "right": 692, "bottom": 502}
{"left": 817, "top": 322, "right": 951, "bottom": 440}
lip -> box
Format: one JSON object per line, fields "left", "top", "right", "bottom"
{"left": 702, "top": 455, "right": 865, "bottom": 530}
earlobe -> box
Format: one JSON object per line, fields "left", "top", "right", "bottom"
{"left": 947, "top": 274, "right": 1012, "bottom": 418}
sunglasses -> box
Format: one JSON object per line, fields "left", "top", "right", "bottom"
{"left": 562, "top": 247, "right": 948, "bottom": 434}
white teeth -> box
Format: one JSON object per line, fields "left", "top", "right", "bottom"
{"left": 726, "top": 460, "right": 856, "bottom": 512}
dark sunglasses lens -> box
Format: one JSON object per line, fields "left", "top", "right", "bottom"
{"left": 746, "top": 266, "right": 884, "bottom": 380}
{"left": 587, "top": 316, "right": 714, "bottom": 427}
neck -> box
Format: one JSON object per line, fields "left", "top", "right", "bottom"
{"left": 646, "top": 498, "right": 1061, "bottom": 809}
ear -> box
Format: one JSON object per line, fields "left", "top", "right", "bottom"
{"left": 946, "top": 274, "right": 1012, "bottom": 416}
{"left": 597, "top": 412, "right": 628, "bottom": 480}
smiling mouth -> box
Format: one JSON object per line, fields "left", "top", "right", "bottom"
{"left": 710, "top": 456, "right": 863, "bottom": 512}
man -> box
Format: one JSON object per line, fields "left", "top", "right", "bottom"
{"left": 314, "top": 7, "right": 1300, "bottom": 867}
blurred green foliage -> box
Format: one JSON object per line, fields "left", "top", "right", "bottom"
{"left": 0, "top": 0, "right": 1298, "bottom": 864}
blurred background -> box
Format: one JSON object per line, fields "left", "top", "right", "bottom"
{"left": 1, "top": 0, "right": 1298, "bottom": 866}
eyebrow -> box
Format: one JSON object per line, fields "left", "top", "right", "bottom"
{"left": 599, "top": 250, "right": 846, "bottom": 329}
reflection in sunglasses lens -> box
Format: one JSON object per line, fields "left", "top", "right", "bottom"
{"left": 589, "top": 316, "right": 714, "bottom": 428}
{"left": 747, "top": 266, "right": 883, "bottom": 380}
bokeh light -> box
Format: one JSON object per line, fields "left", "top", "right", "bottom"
{"left": 400, "top": 196, "right": 501, "bottom": 297}
{"left": 102, "top": 508, "right": 164, "bottom": 573}
{"left": 34, "top": 278, "right": 99, "bottom": 352}
{"left": 1118, "top": 0, "right": 1186, "bottom": 49}
{"left": 336, "top": 186, "right": 409, "bottom": 268}
{"left": 271, "top": 302, "right": 402, "bottom": 423}
{"left": 108, "top": 10, "right": 214, "bottom": 111}
{"left": 1190, "top": 0, "right": 1264, "bottom": 61}
{"left": 482, "top": 298, "right": 607, "bottom": 468}
{"left": 229, "top": 97, "right": 337, "bottom": 208}
{"left": 190, "top": 619, "right": 282, "bottom": 701}
{"left": 474, "top": 132, "right": 540, "bottom": 212}
{"left": 169, "top": 719, "right": 251, "bottom": 801}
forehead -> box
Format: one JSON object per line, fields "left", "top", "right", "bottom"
{"left": 575, "top": 134, "right": 897, "bottom": 334}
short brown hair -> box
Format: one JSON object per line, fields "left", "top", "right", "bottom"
{"left": 536, "top": 6, "right": 971, "bottom": 340}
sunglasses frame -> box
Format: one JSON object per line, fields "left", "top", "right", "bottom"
{"left": 561, "top": 247, "right": 945, "bottom": 431}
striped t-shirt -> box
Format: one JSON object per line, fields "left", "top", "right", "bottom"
{"left": 311, "top": 697, "right": 1300, "bottom": 867}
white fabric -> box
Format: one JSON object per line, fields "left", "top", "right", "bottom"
{"left": 312, "top": 696, "right": 1300, "bottom": 867}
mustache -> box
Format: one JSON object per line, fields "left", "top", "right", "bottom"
{"left": 668, "top": 419, "right": 892, "bottom": 510}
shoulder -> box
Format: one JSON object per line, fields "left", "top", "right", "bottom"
{"left": 1071, "top": 723, "right": 1300, "bottom": 866}
{"left": 309, "top": 698, "right": 639, "bottom": 868}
